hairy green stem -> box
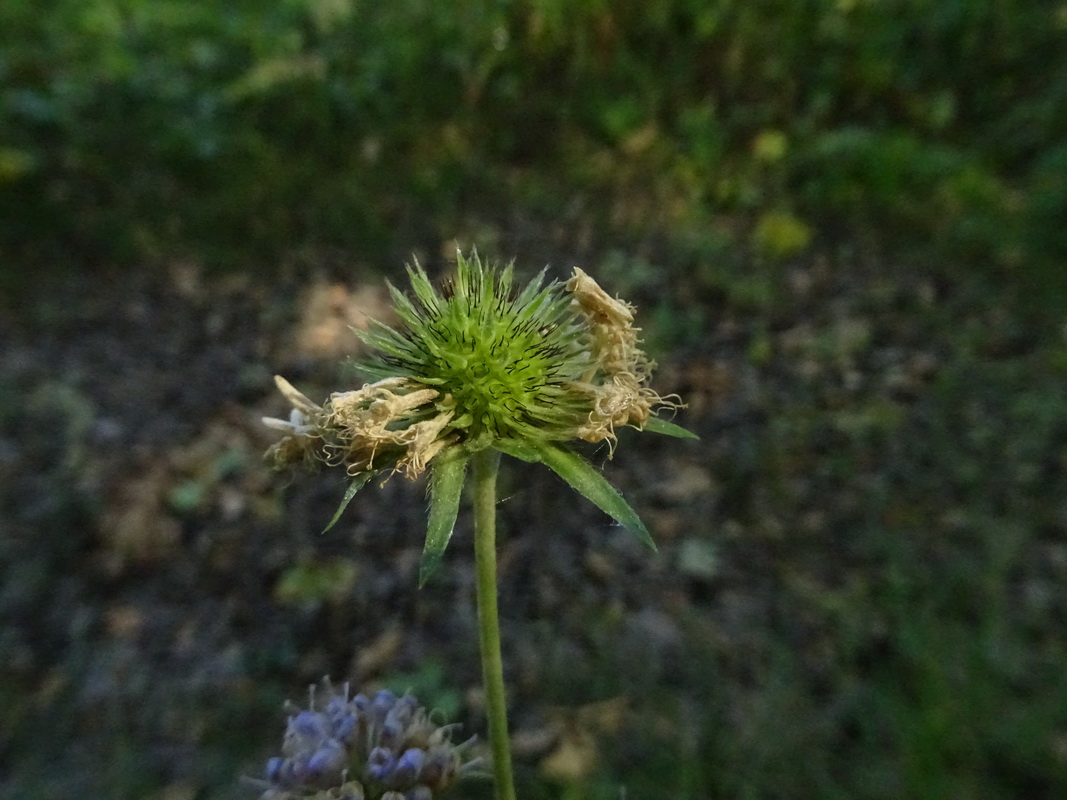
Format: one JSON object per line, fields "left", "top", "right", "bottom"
{"left": 472, "top": 448, "right": 517, "bottom": 800}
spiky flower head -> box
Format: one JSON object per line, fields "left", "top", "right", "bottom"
{"left": 252, "top": 679, "right": 483, "bottom": 800}
{"left": 263, "top": 252, "right": 695, "bottom": 581}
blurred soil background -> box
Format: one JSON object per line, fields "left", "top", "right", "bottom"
{"left": 2, "top": 2, "right": 1067, "bottom": 798}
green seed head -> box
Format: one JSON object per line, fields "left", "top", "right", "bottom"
{"left": 262, "top": 251, "right": 698, "bottom": 576}
{"left": 356, "top": 253, "right": 593, "bottom": 449}
{"left": 263, "top": 251, "right": 686, "bottom": 481}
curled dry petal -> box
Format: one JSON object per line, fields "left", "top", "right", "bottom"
{"left": 566, "top": 267, "right": 646, "bottom": 377}
{"left": 564, "top": 268, "right": 683, "bottom": 450}
{"left": 262, "top": 376, "right": 328, "bottom": 469}
{"left": 274, "top": 375, "right": 324, "bottom": 416}
{"left": 328, "top": 380, "right": 439, "bottom": 441}
{"left": 566, "top": 267, "right": 634, "bottom": 326}
{"left": 395, "top": 411, "right": 456, "bottom": 480}
{"left": 262, "top": 408, "right": 317, "bottom": 437}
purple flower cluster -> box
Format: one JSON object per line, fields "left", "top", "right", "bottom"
{"left": 257, "top": 679, "right": 481, "bottom": 800}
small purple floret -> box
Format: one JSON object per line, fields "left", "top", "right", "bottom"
{"left": 367, "top": 745, "right": 397, "bottom": 782}
{"left": 307, "top": 739, "right": 346, "bottom": 779}
{"left": 265, "top": 756, "right": 284, "bottom": 783}
{"left": 392, "top": 748, "right": 426, "bottom": 785}
{"left": 290, "top": 710, "right": 329, "bottom": 739}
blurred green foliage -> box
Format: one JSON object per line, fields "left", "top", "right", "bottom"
{"left": 3, "top": 4, "right": 1066, "bottom": 798}
{"left": 2, "top": 0, "right": 1065, "bottom": 283}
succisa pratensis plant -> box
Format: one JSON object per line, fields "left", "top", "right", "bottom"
{"left": 263, "top": 252, "right": 696, "bottom": 799}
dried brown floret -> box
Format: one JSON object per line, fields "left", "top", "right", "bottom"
{"left": 564, "top": 269, "right": 683, "bottom": 451}
{"left": 566, "top": 267, "right": 645, "bottom": 376}
{"left": 394, "top": 412, "right": 456, "bottom": 480}
{"left": 262, "top": 376, "right": 328, "bottom": 468}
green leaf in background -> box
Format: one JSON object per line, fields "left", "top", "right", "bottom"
{"left": 322, "top": 471, "right": 376, "bottom": 533}
{"left": 644, "top": 416, "right": 700, "bottom": 440}
{"left": 274, "top": 557, "right": 358, "bottom": 608}
{"left": 420, "top": 452, "right": 469, "bottom": 586}
{"left": 533, "top": 442, "right": 656, "bottom": 551}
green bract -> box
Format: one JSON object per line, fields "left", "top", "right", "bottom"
{"left": 263, "top": 251, "right": 697, "bottom": 583}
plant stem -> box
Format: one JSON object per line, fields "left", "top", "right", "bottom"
{"left": 471, "top": 448, "right": 517, "bottom": 800}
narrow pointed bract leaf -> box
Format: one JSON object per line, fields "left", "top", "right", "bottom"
{"left": 532, "top": 442, "right": 656, "bottom": 551}
{"left": 493, "top": 439, "right": 543, "bottom": 463}
{"left": 322, "top": 471, "right": 377, "bottom": 533}
{"left": 421, "top": 452, "right": 470, "bottom": 586}
{"left": 644, "top": 416, "right": 700, "bottom": 439}
{"left": 406, "top": 262, "right": 443, "bottom": 314}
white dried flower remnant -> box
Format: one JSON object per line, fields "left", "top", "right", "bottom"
{"left": 564, "top": 268, "right": 682, "bottom": 450}
{"left": 566, "top": 267, "right": 641, "bottom": 375}
{"left": 262, "top": 376, "right": 327, "bottom": 468}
